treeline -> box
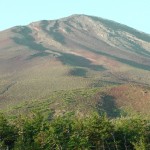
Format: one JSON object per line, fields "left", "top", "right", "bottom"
{"left": 0, "top": 112, "right": 150, "bottom": 150}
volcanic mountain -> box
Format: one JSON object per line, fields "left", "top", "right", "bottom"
{"left": 0, "top": 14, "right": 150, "bottom": 111}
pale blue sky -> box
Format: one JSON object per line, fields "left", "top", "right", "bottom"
{"left": 1, "top": 0, "right": 150, "bottom": 33}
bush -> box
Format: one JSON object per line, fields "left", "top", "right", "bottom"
{"left": 0, "top": 113, "right": 17, "bottom": 149}
{"left": 0, "top": 112, "right": 150, "bottom": 149}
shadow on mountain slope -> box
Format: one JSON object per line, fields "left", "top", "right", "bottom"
{"left": 40, "top": 20, "right": 66, "bottom": 44}
{"left": 59, "top": 53, "right": 106, "bottom": 71}
{"left": 68, "top": 68, "right": 87, "bottom": 77}
{"left": 79, "top": 43, "right": 150, "bottom": 71}
{"left": 125, "top": 38, "right": 150, "bottom": 58}
{"left": 96, "top": 94, "right": 121, "bottom": 118}
{"left": 12, "top": 26, "right": 47, "bottom": 51}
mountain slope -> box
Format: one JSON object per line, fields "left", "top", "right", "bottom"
{"left": 5, "top": 84, "right": 150, "bottom": 117}
{"left": 0, "top": 14, "right": 150, "bottom": 109}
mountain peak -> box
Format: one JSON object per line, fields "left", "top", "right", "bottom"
{"left": 0, "top": 14, "right": 150, "bottom": 109}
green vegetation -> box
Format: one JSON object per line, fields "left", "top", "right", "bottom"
{"left": 0, "top": 112, "right": 150, "bottom": 150}
{"left": 4, "top": 84, "right": 150, "bottom": 120}
{"left": 1, "top": 84, "right": 149, "bottom": 150}
{"left": 4, "top": 87, "right": 112, "bottom": 118}
{"left": 1, "top": 14, "right": 150, "bottom": 150}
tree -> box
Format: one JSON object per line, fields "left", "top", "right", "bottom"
{"left": 0, "top": 113, "right": 17, "bottom": 149}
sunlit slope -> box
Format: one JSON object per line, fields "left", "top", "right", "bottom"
{"left": 0, "top": 14, "right": 150, "bottom": 108}
{"left": 5, "top": 84, "right": 150, "bottom": 118}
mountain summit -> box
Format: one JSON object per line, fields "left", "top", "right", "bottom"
{"left": 0, "top": 14, "right": 150, "bottom": 107}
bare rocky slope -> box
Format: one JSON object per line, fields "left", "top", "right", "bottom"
{"left": 0, "top": 14, "right": 150, "bottom": 110}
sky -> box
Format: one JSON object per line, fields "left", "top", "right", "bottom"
{"left": 1, "top": 0, "right": 150, "bottom": 33}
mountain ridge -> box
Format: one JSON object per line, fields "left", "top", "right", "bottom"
{"left": 11, "top": 14, "right": 150, "bottom": 68}
{"left": 0, "top": 14, "right": 150, "bottom": 110}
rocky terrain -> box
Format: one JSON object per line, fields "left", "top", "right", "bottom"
{"left": 0, "top": 14, "right": 150, "bottom": 113}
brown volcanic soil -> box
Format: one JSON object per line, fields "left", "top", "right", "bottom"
{"left": 0, "top": 14, "right": 150, "bottom": 111}
{"left": 103, "top": 84, "right": 150, "bottom": 114}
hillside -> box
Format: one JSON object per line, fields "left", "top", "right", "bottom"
{"left": 0, "top": 14, "right": 150, "bottom": 113}
{"left": 4, "top": 84, "right": 149, "bottom": 119}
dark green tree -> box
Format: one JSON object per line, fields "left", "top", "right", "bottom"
{"left": 0, "top": 113, "right": 17, "bottom": 149}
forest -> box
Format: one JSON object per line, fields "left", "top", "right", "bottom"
{"left": 0, "top": 112, "right": 150, "bottom": 150}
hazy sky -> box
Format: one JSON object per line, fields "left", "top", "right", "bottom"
{"left": 1, "top": 0, "right": 150, "bottom": 33}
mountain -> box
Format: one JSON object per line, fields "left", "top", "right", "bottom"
{"left": 0, "top": 14, "right": 150, "bottom": 113}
